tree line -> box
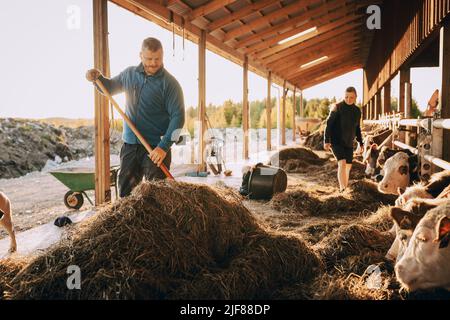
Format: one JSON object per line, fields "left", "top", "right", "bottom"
{"left": 182, "top": 96, "right": 422, "bottom": 136}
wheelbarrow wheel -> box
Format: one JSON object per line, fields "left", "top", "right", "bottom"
{"left": 64, "top": 191, "right": 84, "bottom": 210}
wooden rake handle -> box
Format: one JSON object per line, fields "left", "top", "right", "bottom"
{"left": 95, "top": 79, "right": 174, "bottom": 180}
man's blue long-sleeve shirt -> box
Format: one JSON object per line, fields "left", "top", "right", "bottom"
{"left": 96, "top": 63, "right": 185, "bottom": 152}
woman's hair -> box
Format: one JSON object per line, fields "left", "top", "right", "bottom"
{"left": 346, "top": 86, "right": 357, "bottom": 95}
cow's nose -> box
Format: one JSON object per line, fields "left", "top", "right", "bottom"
{"left": 383, "top": 184, "right": 389, "bottom": 189}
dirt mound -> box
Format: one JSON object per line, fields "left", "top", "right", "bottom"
{"left": 0, "top": 118, "right": 122, "bottom": 179}
{"left": 3, "top": 181, "right": 321, "bottom": 300}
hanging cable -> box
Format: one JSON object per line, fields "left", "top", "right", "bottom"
{"left": 181, "top": 17, "right": 185, "bottom": 61}
{"left": 170, "top": 10, "right": 175, "bottom": 58}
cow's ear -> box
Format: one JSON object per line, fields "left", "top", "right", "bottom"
{"left": 398, "top": 165, "right": 408, "bottom": 175}
{"left": 391, "top": 207, "right": 414, "bottom": 230}
{"left": 437, "top": 217, "right": 450, "bottom": 249}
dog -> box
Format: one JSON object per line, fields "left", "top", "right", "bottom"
{"left": 0, "top": 191, "right": 17, "bottom": 253}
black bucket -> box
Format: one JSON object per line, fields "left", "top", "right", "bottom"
{"left": 248, "top": 165, "right": 287, "bottom": 200}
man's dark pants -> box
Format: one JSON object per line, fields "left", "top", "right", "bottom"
{"left": 118, "top": 143, "right": 171, "bottom": 197}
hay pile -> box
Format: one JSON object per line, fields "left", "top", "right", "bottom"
{"left": 303, "top": 125, "right": 325, "bottom": 151}
{"left": 269, "top": 147, "right": 326, "bottom": 173}
{"left": 270, "top": 180, "right": 396, "bottom": 217}
{"left": 313, "top": 224, "right": 394, "bottom": 272}
{"left": 0, "top": 258, "right": 28, "bottom": 299}
{"left": 3, "top": 181, "right": 321, "bottom": 300}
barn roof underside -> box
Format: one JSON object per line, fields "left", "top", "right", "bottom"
{"left": 110, "top": 0, "right": 381, "bottom": 90}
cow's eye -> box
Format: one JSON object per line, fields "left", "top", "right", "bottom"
{"left": 416, "top": 235, "right": 428, "bottom": 243}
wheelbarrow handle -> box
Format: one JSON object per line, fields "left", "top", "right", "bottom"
{"left": 95, "top": 79, "right": 174, "bottom": 180}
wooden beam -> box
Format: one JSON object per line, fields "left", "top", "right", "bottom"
{"left": 267, "top": 71, "right": 272, "bottom": 151}
{"left": 299, "top": 90, "right": 304, "bottom": 118}
{"left": 289, "top": 53, "right": 361, "bottom": 83}
{"left": 383, "top": 82, "right": 392, "bottom": 114}
{"left": 268, "top": 34, "right": 359, "bottom": 72}
{"left": 112, "top": 0, "right": 295, "bottom": 91}
{"left": 298, "top": 64, "right": 361, "bottom": 90}
{"left": 223, "top": 0, "right": 318, "bottom": 42}
{"left": 281, "top": 80, "right": 287, "bottom": 146}
{"left": 254, "top": 14, "right": 361, "bottom": 60}
{"left": 261, "top": 19, "right": 362, "bottom": 65}
{"left": 236, "top": 0, "right": 349, "bottom": 50}
{"left": 375, "top": 91, "right": 382, "bottom": 120}
{"left": 363, "top": 68, "right": 369, "bottom": 112}
{"left": 404, "top": 82, "right": 412, "bottom": 146}
{"left": 292, "top": 87, "right": 297, "bottom": 142}
{"left": 399, "top": 68, "right": 410, "bottom": 115}
{"left": 189, "top": 0, "right": 237, "bottom": 21}
{"left": 207, "top": 0, "right": 275, "bottom": 32}
{"left": 198, "top": 30, "right": 206, "bottom": 170}
{"left": 440, "top": 20, "right": 450, "bottom": 162}
{"left": 93, "top": 0, "right": 111, "bottom": 205}
{"left": 365, "top": 0, "right": 450, "bottom": 104}
{"left": 243, "top": 55, "right": 249, "bottom": 160}
{"left": 283, "top": 48, "right": 360, "bottom": 80}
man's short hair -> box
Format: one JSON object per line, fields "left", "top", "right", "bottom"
{"left": 142, "top": 38, "right": 163, "bottom": 52}
{"left": 346, "top": 87, "right": 357, "bottom": 95}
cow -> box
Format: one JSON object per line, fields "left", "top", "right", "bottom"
{"left": 362, "top": 129, "right": 392, "bottom": 168}
{"left": 386, "top": 198, "right": 446, "bottom": 262}
{"left": 395, "top": 200, "right": 450, "bottom": 292}
{"left": 378, "top": 152, "right": 419, "bottom": 195}
{"left": 364, "top": 145, "right": 415, "bottom": 180}
{"left": 0, "top": 191, "right": 17, "bottom": 253}
{"left": 395, "top": 170, "right": 450, "bottom": 206}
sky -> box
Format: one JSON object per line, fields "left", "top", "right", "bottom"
{"left": 0, "top": 0, "right": 441, "bottom": 119}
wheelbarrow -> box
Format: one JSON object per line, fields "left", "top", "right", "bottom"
{"left": 49, "top": 165, "right": 120, "bottom": 210}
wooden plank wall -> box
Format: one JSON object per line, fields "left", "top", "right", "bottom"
{"left": 364, "top": 0, "right": 450, "bottom": 104}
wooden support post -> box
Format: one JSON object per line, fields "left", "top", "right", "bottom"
{"left": 363, "top": 69, "right": 369, "bottom": 111}
{"left": 93, "top": 0, "right": 111, "bottom": 205}
{"left": 368, "top": 99, "right": 372, "bottom": 120}
{"left": 292, "top": 87, "right": 297, "bottom": 143}
{"left": 405, "top": 82, "right": 413, "bottom": 146}
{"left": 198, "top": 30, "right": 206, "bottom": 171}
{"left": 375, "top": 91, "right": 382, "bottom": 120}
{"left": 440, "top": 19, "right": 450, "bottom": 162}
{"left": 243, "top": 56, "right": 249, "bottom": 160}
{"left": 300, "top": 90, "right": 304, "bottom": 118}
{"left": 281, "top": 80, "right": 287, "bottom": 146}
{"left": 267, "top": 71, "right": 272, "bottom": 151}
{"left": 383, "top": 82, "right": 392, "bottom": 115}
{"left": 399, "top": 68, "right": 410, "bottom": 116}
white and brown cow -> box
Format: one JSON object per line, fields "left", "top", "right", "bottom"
{"left": 0, "top": 191, "right": 17, "bottom": 253}
{"left": 395, "top": 170, "right": 450, "bottom": 206}
{"left": 378, "top": 152, "right": 419, "bottom": 195}
{"left": 395, "top": 200, "right": 450, "bottom": 292}
{"left": 386, "top": 198, "right": 446, "bottom": 262}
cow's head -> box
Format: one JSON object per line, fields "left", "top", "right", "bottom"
{"left": 378, "top": 152, "right": 410, "bottom": 195}
{"left": 377, "top": 146, "right": 391, "bottom": 167}
{"left": 395, "top": 201, "right": 450, "bottom": 291}
{"left": 395, "top": 183, "right": 433, "bottom": 207}
{"left": 364, "top": 144, "right": 380, "bottom": 176}
{"left": 387, "top": 199, "right": 438, "bottom": 262}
